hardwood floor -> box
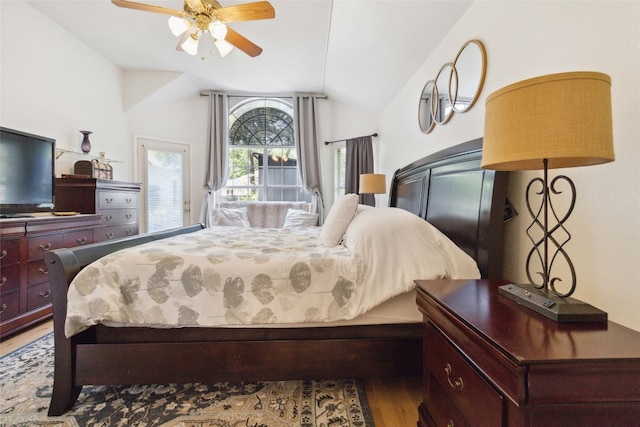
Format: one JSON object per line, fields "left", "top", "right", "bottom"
{"left": 0, "top": 321, "right": 422, "bottom": 427}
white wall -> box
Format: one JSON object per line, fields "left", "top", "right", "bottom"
{"left": 0, "top": 1, "right": 129, "bottom": 180}
{"left": 379, "top": 1, "right": 640, "bottom": 331}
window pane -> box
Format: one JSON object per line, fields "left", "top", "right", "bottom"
{"left": 223, "top": 98, "right": 309, "bottom": 203}
{"left": 147, "top": 150, "right": 183, "bottom": 232}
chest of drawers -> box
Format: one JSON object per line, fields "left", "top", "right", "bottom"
{"left": 55, "top": 178, "right": 141, "bottom": 242}
{"left": 416, "top": 279, "right": 640, "bottom": 427}
{"left": 0, "top": 215, "right": 100, "bottom": 338}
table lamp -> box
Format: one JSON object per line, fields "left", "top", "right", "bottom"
{"left": 359, "top": 174, "right": 386, "bottom": 195}
{"left": 482, "top": 71, "right": 614, "bottom": 322}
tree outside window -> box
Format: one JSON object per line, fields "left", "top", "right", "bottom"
{"left": 222, "top": 98, "right": 311, "bottom": 202}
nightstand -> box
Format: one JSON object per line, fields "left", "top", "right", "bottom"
{"left": 415, "top": 279, "right": 640, "bottom": 427}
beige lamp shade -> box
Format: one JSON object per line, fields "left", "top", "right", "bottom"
{"left": 482, "top": 71, "right": 615, "bottom": 171}
{"left": 359, "top": 174, "right": 386, "bottom": 194}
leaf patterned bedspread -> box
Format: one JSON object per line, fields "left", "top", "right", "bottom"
{"left": 65, "top": 226, "right": 368, "bottom": 337}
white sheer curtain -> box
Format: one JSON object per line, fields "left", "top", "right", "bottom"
{"left": 200, "top": 92, "right": 229, "bottom": 226}
{"left": 293, "top": 95, "right": 325, "bottom": 222}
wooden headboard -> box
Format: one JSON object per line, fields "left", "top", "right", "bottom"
{"left": 388, "top": 138, "right": 508, "bottom": 279}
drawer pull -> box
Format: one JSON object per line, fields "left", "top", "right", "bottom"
{"left": 39, "top": 290, "right": 51, "bottom": 298}
{"left": 104, "top": 216, "right": 113, "bottom": 222}
{"left": 105, "top": 198, "right": 114, "bottom": 204}
{"left": 77, "top": 237, "right": 87, "bottom": 244}
{"left": 0, "top": 249, "right": 6, "bottom": 259}
{"left": 125, "top": 214, "right": 132, "bottom": 219}
{"left": 38, "top": 267, "right": 49, "bottom": 275}
{"left": 38, "top": 243, "right": 52, "bottom": 251}
{"left": 125, "top": 198, "right": 132, "bottom": 204}
{"left": 445, "top": 363, "right": 464, "bottom": 391}
{"left": 0, "top": 303, "right": 6, "bottom": 314}
{"left": 105, "top": 232, "right": 114, "bottom": 239}
{"left": 126, "top": 230, "right": 133, "bottom": 236}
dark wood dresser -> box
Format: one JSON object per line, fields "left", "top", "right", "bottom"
{"left": 0, "top": 215, "right": 100, "bottom": 338}
{"left": 415, "top": 279, "right": 640, "bottom": 427}
{"left": 55, "top": 178, "right": 141, "bottom": 242}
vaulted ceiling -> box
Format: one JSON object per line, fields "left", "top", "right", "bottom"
{"left": 28, "top": 0, "right": 472, "bottom": 114}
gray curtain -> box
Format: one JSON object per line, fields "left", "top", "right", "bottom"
{"left": 293, "top": 95, "right": 325, "bottom": 222}
{"left": 200, "top": 92, "right": 229, "bottom": 226}
{"left": 345, "top": 136, "right": 375, "bottom": 206}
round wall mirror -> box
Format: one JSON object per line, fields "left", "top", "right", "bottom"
{"left": 418, "top": 80, "right": 436, "bottom": 133}
{"left": 451, "top": 39, "right": 487, "bottom": 113}
{"left": 433, "top": 63, "right": 454, "bottom": 125}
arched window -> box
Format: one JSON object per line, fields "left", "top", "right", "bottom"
{"left": 221, "top": 98, "right": 310, "bottom": 202}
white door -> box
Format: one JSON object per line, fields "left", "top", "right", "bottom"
{"left": 136, "top": 137, "right": 190, "bottom": 233}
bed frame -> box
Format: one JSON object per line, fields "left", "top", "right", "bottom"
{"left": 45, "top": 137, "right": 507, "bottom": 415}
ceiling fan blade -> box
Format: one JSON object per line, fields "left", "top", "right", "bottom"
{"left": 215, "top": 1, "right": 275, "bottom": 22}
{"left": 224, "top": 27, "right": 263, "bottom": 57}
{"left": 111, "top": 0, "right": 186, "bottom": 18}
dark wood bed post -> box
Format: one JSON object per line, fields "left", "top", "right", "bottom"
{"left": 47, "top": 249, "right": 83, "bottom": 415}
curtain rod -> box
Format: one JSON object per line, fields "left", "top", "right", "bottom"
{"left": 324, "top": 133, "right": 378, "bottom": 146}
{"left": 200, "top": 91, "right": 328, "bottom": 100}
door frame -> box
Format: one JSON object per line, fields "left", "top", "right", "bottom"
{"left": 134, "top": 134, "right": 192, "bottom": 234}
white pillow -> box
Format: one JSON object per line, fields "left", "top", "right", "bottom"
{"left": 356, "top": 204, "right": 374, "bottom": 215}
{"left": 319, "top": 193, "right": 359, "bottom": 247}
{"left": 282, "top": 208, "right": 319, "bottom": 228}
{"left": 209, "top": 207, "right": 250, "bottom": 227}
{"left": 344, "top": 207, "right": 480, "bottom": 279}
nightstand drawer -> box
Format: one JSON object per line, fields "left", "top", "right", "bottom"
{"left": 425, "top": 322, "right": 503, "bottom": 426}
{"left": 427, "top": 377, "right": 471, "bottom": 427}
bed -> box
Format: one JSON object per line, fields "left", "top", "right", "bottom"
{"left": 45, "top": 137, "right": 508, "bottom": 416}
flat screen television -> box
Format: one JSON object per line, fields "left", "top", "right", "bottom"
{"left": 0, "top": 127, "right": 56, "bottom": 217}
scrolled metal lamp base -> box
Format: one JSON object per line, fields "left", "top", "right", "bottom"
{"left": 499, "top": 159, "right": 607, "bottom": 323}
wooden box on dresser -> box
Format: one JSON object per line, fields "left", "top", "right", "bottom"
{"left": 0, "top": 215, "right": 100, "bottom": 338}
{"left": 415, "top": 279, "right": 640, "bottom": 427}
{"left": 55, "top": 178, "right": 141, "bottom": 242}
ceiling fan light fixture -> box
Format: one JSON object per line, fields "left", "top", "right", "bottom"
{"left": 209, "top": 21, "right": 228, "bottom": 40}
{"left": 215, "top": 38, "right": 234, "bottom": 57}
{"left": 181, "top": 32, "right": 200, "bottom": 55}
{"left": 168, "top": 16, "right": 190, "bottom": 36}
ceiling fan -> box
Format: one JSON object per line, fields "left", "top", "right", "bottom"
{"left": 112, "top": 0, "right": 275, "bottom": 57}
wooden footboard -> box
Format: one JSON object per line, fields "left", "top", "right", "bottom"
{"left": 45, "top": 224, "right": 205, "bottom": 415}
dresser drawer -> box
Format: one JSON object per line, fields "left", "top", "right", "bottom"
{"left": 425, "top": 323, "right": 503, "bottom": 427}
{"left": 27, "top": 281, "right": 52, "bottom": 311}
{"left": 0, "top": 290, "right": 20, "bottom": 321}
{"left": 0, "top": 238, "right": 21, "bottom": 266}
{"left": 1, "top": 263, "right": 21, "bottom": 293}
{"left": 27, "top": 229, "right": 93, "bottom": 261}
{"left": 95, "top": 224, "right": 138, "bottom": 242}
{"left": 99, "top": 208, "right": 137, "bottom": 226}
{"left": 27, "top": 259, "right": 50, "bottom": 285}
{"left": 97, "top": 190, "right": 138, "bottom": 210}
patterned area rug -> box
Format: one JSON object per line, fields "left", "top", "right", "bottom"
{"left": 0, "top": 333, "right": 374, "bottom": 427}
